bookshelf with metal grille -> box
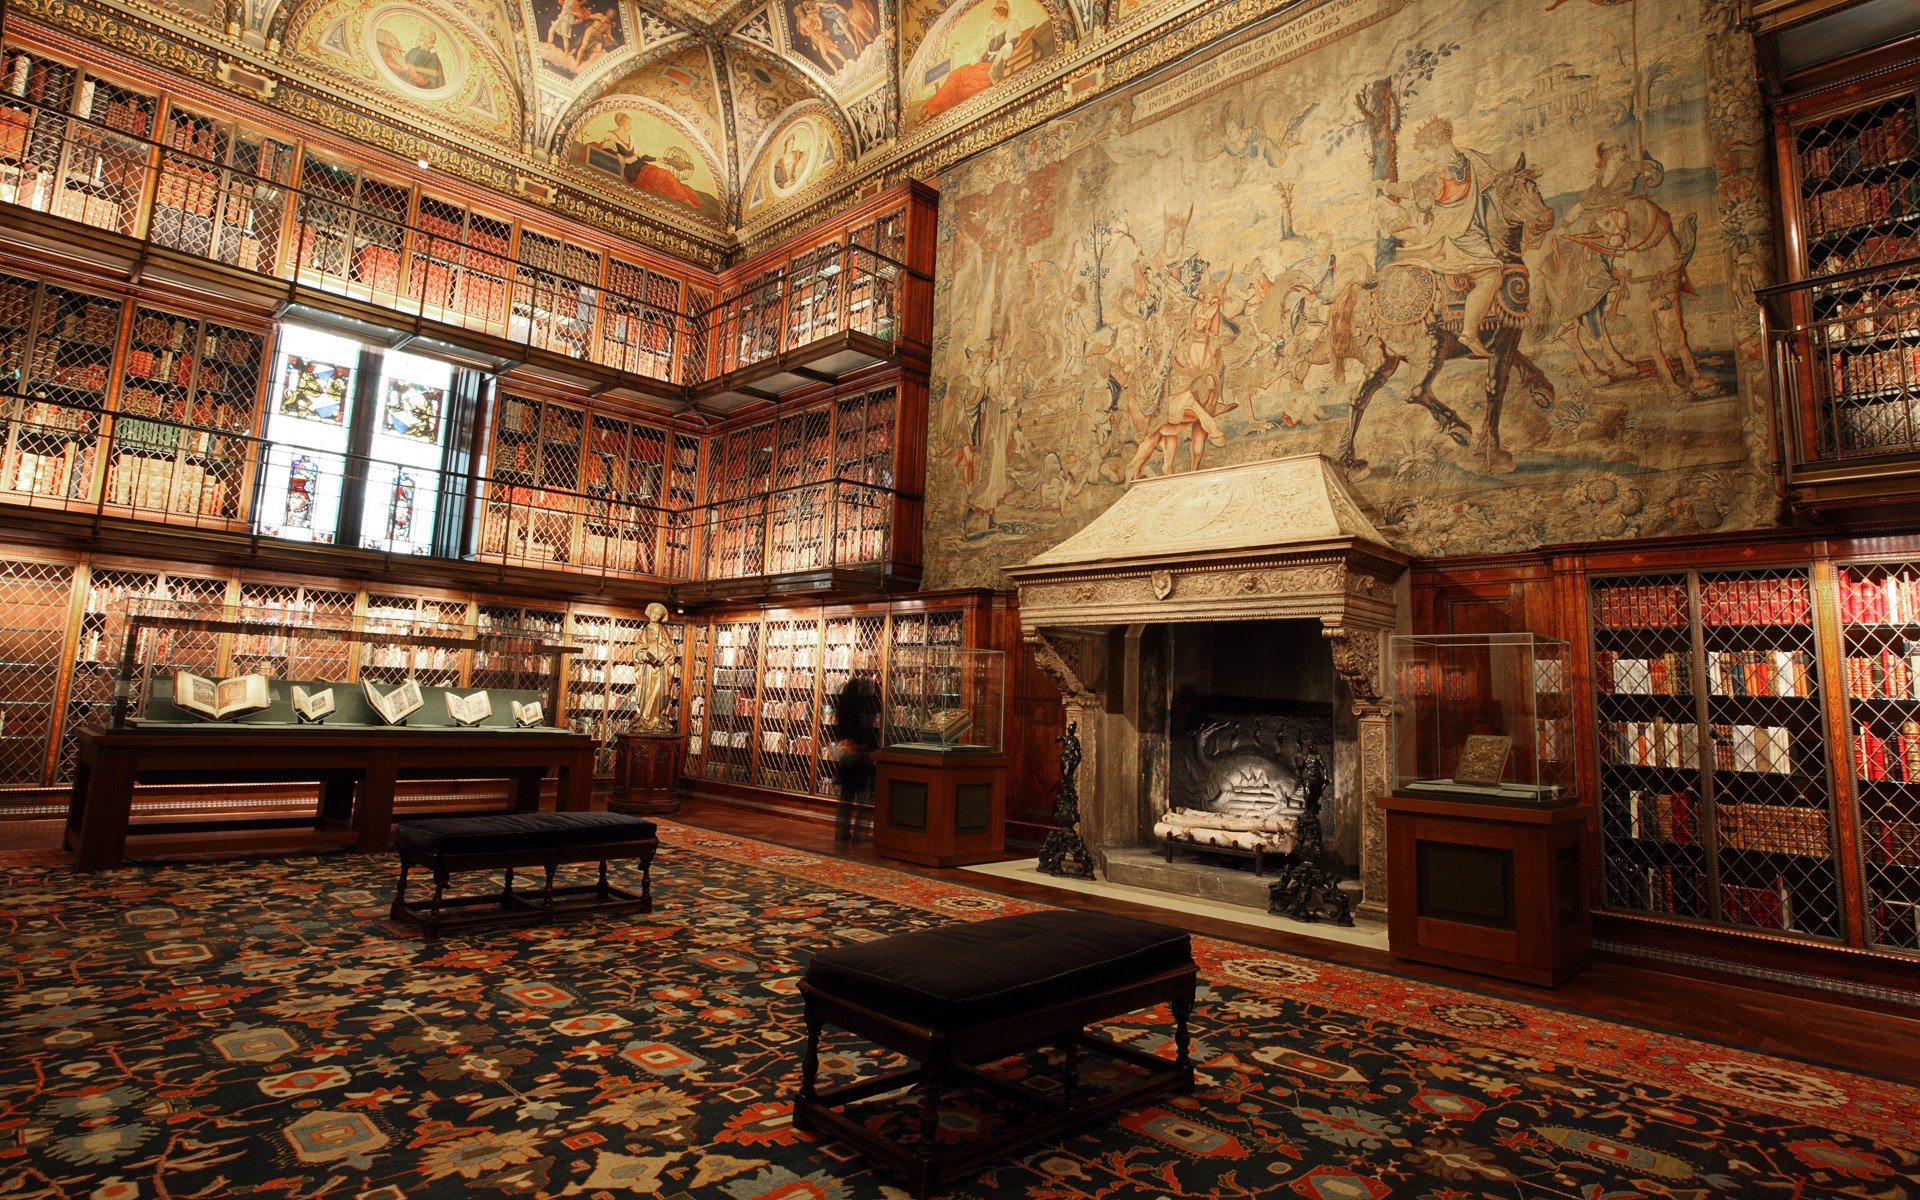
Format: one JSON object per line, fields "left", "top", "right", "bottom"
{"left": 56, "top": 565, "right": 231, "bottom": 782}
{"left": 705, "top": 619, "right": 762, "bottom": 784}
{"left": 359, "top": 591, "right": 471, "bottom": 687}
{"left": 1, "top": 272, "right": 121, "bottom": 504}
{"left": 1834, "top": 559, "right": 1920, "bottom": 952}
{"left": 150, "top": 106, "right": 295, "bottom": 275}
{"left": 107, "top": 306, "right": 268, "bottom": 523}
{"left": 0, "top": 556, "right": 76, "bottom": 787}
{"left": 1591, "top": 568, "right": 1843, "bottom": 941}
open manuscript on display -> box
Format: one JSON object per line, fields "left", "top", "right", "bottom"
{"left": 172, "top": 671, "right": 271, "bottom": 720}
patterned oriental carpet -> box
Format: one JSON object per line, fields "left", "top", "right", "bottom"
{"left": 3, "top": 822, "right": 1918, "bottom": 1200}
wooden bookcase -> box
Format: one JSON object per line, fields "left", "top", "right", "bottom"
{"left": 1589, "top": 566, "right": 1844, "bottom": 940}
{"left": 107, "top": 305, "right": 268, "bottom": 523}
{"left": 150, "top": 105, "right": 296, "bottom": 274}
{"left": 0, "top": 270, "right": 122, "bottom": 505}
{"left": 1760, "top": 38, "right": 1920, "bottom": 506}
{"left": 511, "top": 228, "right": 601, "bottom": 360}
{"left": 682, "top": 594, "right": 988, "bottom": 803}
{"left": 1414, "top": 530, "right": 1920, "bottom": 978}
{"left": 410, "top": 193, "right": 512, "bottom": 329}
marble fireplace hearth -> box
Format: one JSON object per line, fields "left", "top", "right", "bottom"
{"left": 1005, "top": 455, "right": 1409, "bottom": 915}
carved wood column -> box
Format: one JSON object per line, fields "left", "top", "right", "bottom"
{"left": 1325, "top": 621, "right": 1391, "bottom": 914}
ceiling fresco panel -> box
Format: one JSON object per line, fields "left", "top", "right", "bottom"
{"left": 288, "top": 0, "right": 525, "bottom": 144}
{"left": 903, "top": 0, "right": 1055, "bottom": 129}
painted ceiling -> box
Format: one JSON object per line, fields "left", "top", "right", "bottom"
{"left": 26, "top": 0, "right": 1181, "bottom": 253}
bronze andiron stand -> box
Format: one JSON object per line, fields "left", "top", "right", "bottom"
{"left": 1267, "top": 748, "right": 1354, "bottom": 926}
{"left": 1038, "top": 722, "right": 1095, "bottom": 879}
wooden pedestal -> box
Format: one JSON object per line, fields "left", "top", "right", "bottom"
{"left": 1379, "top": 793, "right": 1591, "bottom": 986}
{"left": 611, "top": 731, "right": 684, "bottom": 815}
{"left": 873, "top": 749, "right": 1007, "bottom": 867}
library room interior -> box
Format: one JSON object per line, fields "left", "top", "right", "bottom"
{"left": 2, "top": 0, "right": 1920, "bottom": 1194}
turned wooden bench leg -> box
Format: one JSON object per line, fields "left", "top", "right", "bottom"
{"left": 502, "top": 866, "right": 516, "bottom": 911}
{"left": 1171, "top": 987, "right": 1195, "bottom": 1087}
{"left": 1061, "top": 1028, "right": 1081, "bottom": 1112}
{"left": 389, "top": 859, "right": 411, "bottom": 920}
{"left": 914, "top": 1041, "right": 949, "bottom": 1197}
{"left": 542, "top": 863, "right": 558, "bottom": 915}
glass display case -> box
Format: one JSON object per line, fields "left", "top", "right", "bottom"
{"left": 1391, "top": 632, "right": 1573, "bottom": 803}
{"left": 882, "top": 645, "right": 1005, "bottom": 753}
{"left": 107, "top": 598, "right": 574, "bottom": 730}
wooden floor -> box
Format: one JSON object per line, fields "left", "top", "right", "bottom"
{"left": 7, "top": 798, "right": 1918, "bottom": 1082}
{"left": 672, "top": 800, "right": 1920, "bottom": 1084}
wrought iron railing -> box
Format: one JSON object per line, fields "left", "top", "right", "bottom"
{"left": 0, "top": 89, "right": 914, "bottom": 390}
{"left": 0, "top": 390, "right": 903, "bottom": 582}
{"left": 1760, "top": 255, "right": 1920, "bottom": 472}
{"left": 0, "top": 90, "right": 701, "bottom": 383}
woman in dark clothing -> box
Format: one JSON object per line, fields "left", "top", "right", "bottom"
{"left": 831, "top": 672, "right": 879, "bottom": 842}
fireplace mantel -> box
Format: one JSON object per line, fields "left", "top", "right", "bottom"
{"left": 1006, "top": 455, "right": 1409, "bottom": 912}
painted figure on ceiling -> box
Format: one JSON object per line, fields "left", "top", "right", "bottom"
{"left": 586, "top": 113, "right": 716, "bottom": 216}
{"left": 785, "top": 0, "right": 879, "bottom": 77}
{"left": 770, "top": 127, "right": 812, "bottom": 190}
{"left": 921, "top": 1, "right": 1035, "bottom": 121}
{"left": 401, "top": 28, "right": 447, "bottom": 91}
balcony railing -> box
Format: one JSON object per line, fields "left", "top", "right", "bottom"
{"left": 0, "top": 390, "right": 904, "bottom": 583}
{"left": 0, "top": 90, "right": 914, "bottom": 393}
{"left": 1760, "top": 255, "right": 1920, "bottom": 480}
{"left": 0, "top": 91, "right": 700, "bottom": 384}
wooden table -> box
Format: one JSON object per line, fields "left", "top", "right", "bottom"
{"left": 66, "top": 725, "right": 595, "bottom": 870}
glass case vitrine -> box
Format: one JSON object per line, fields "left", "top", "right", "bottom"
{"left": 1391, "top": 632, "right": 1573, "bottom": 803}
{"left": 108, "top": 598, "right": 573, "bottom": 730}
{"left": 882, "top": 645, "right": 1005, "bottom": 753}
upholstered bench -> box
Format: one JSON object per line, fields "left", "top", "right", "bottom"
{"left": 794, "top": 910, "right": 1197, "bottom": 1197}
{"left": 389, "top": 810, "right": 657, "bottom": 939}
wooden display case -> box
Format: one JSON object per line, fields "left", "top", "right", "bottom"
{"left": 1381, "top": 792, "right": 1591, "bottom": 985}
{"left": 872, "top": 747, "right": 1009, "bottom": 867}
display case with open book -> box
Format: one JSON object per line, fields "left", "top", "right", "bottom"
{"left": 1391, "top": 633, "right": 1572, "bottom": 804}
{"left": 882, "top": 645, "right": 1004, "bottom": 754}
{"left": 105, "top": 598, "right": 574, "bottom": 731}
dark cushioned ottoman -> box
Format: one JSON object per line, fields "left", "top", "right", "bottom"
{"left": 389, "top": 811, "right": 657, "bottom": 939}
{"left": 794, "top": 910, "right": 1197, "bottom": 1197}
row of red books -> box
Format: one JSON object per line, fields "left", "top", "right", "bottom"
{"left": 1717, "top": 802, "right": 1832, "bottom": 856}
{"left": 1700, "top": 576, "right": 1812, "bottom": 626}
{"left": 1804, "top": 177, "right": 1920, "bottom": 238}
{"left": 1722, "top": 881, "right": 1796, "bottom": 930}
{"left": 1818, "top": 286, "right": 1920, "bottom": 336}
{"left": 1815, "top": 230, "right": 1919, "bottom": 276}
{"left": 1827, "top": 343, "right": 1920, "bottom": 397}
{"left": 1619, "top": 788, "right": 1695, "bottom": 844}
{"left": 1838, "top": 569, "right": 1920, "bottom": 624}
{"left": 1706, "top": 649, "right": 1813, "bottom": 698}
{"left": 1868, "top": 818, "right": 1920, "bottom": 868}
{"left": 1845, "top": 651, "right": 1920, "bottom": 699}
{"left": 1594, "top": 583, "right": 1687, "bottom": 629}
{"left": 1852, "top": 719, "right": 1920, "bottom": 781}
{"left": 1801, "top": 110, "right": 1916, "bottom": 182}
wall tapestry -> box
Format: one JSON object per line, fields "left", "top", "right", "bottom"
{"left": 923, "top": 0, "right": 1777, "bottom": 588}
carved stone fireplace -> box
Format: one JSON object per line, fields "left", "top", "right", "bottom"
{"left": 1005, "top": 455, "right": 1408, "bottom": 913}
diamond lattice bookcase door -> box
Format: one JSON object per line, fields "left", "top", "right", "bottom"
{"left": 1592, "top": 573, "right": 1710, "bottom": 920}
{"left": 756, "top": 614, "right": 822, "bottom": 794}
{"left": 705, "top": 619, "right": 761, "bottom": 783}
{"left": 1699, "top": 567, "right": 1843, "bottom": 940}
{"left": 1836, "top": 561, "right": 1920, "bottom": 954}
{"left": 817, "top": 613, "right": 885, "bottom": 799}
{"left": 0, "top": 558, "right": 76, "bottom": 787}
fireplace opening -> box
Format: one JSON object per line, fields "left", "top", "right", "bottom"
{"left": 1159, "top": 620, "right": 1358, "bottom": 879}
